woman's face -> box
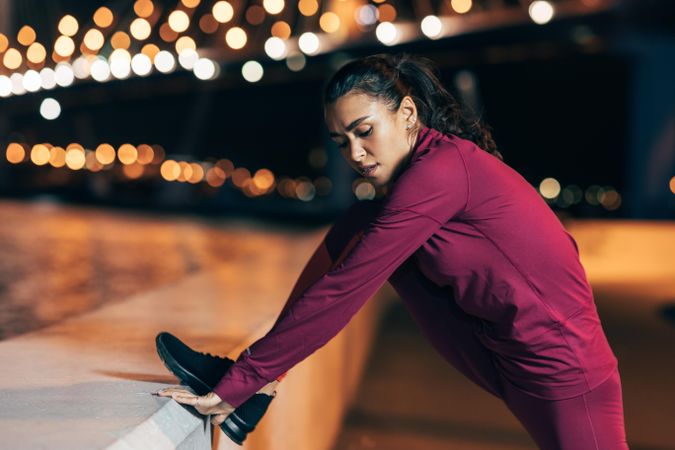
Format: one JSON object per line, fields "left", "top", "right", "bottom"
{"left": 324, "top": 92, "right": 419, "bottom": 187}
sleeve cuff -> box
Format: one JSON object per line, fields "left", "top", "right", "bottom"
{"left": 212, "top": 358, "right": 271, "bottom": 408}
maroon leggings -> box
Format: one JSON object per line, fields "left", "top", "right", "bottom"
{"left": 499, "top": 367, "right": 629, "bottom": 449}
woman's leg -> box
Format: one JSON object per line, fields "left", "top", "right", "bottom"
{"left": 389, "top": 259, "right": 629, "bottom": 448}
{"left": 388, "top": 257, "right": 505, "bottom": 399}
{"left": 500, "top": 366, "right": 629, "bottom": 449}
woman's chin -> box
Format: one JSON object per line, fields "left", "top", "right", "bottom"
{"left": 354, "top": 167, "right": 387, "bottom": 187}
{"left": 370, "top": 177, "right": 388, "bottom": 188}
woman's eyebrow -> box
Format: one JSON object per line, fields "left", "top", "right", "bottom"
{"left": 329, "top": 115, "right": 371, "bottom": 137}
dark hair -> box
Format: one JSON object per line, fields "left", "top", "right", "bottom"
{"left": 323, "top": 53, "right": 503, "bottom": 161}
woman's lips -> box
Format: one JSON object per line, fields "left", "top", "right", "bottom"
{"left": 360, "top": 164, "right": 378, "bottom": 176}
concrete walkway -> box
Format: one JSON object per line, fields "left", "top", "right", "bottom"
{"left": 0, "top": 206, "right": 391, "bottom": 450}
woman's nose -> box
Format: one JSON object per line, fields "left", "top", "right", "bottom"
{"left": 349, "top": 143, "right": 365, "bottom": 162}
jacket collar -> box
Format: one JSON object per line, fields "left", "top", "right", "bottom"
{"left": 411, "top": 125, "right": 441, "bottom": 160}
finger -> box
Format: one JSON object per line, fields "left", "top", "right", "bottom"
{"left": 171, "top": 392, "right": 199, "bottom": 405}
{"left": 157, "top": 385, "right": 186, "bottom": 391}
{"left": 211, "top": 414, "right": 226, "bottom": 426}
{"left": 160, "top": 388, "right": 196, "bottom": 398}
{"left": 156, "top": 387, "right": 193, "bottom": 397}
{"left": 157, "top": 390, "right": 184, "bottom": 397}
{"left": 163, "top": 391, "right": 197, "bottom": 401}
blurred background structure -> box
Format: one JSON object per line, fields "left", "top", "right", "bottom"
{"left": 0, "top": 1, "right": 674, "bottom": 449}
{"left": 0, "top": 0, "right": 672, "bottom": 221}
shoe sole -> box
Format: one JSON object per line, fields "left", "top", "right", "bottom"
{"left": 155, "top": 333, "right": 247, "bottom": 446}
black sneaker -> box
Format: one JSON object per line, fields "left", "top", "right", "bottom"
{"left": 155, "top": 331, "right": 276, "bottom": 446}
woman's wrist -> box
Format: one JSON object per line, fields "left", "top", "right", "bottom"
{"left": 207, "top": 391, "right": 223, "bottom": 402}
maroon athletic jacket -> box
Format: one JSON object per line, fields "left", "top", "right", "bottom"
{"left": 213, "top": 126, "right": 618, "bottom": 407}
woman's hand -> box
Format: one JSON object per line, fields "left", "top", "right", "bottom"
{"left": 157, "top": 387, "right": 235, "bottom": 426}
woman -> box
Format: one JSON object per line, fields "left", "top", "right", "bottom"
{"left": 157, "top": 53, "right": 628, "bottom": 449}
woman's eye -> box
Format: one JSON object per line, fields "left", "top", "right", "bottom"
{"left": 336, "top": 128, "right": 371, "bottom": 149}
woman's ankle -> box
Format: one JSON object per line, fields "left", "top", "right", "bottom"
{"left": 256, "top": 380, "right": 279, "bottom": 395}
{"left": 254, "top": 371, "right": 286, "bottom": 395}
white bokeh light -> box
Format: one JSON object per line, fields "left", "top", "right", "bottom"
{"left": 539, "top": 177, "right": 561, "bottom": 199}
{"left": 55, "top": 63, "right": 75, "bottom": 87}
{"left": 375, "top": 22, "right": 399, "bottom": 46}
{"left": 529, "top": 1, "right": 555, "bottom": 25}
{"left": 421, "top": 15, "right": 443, "bottom": 39}
{"left": 130, "top": 18, "right": 152, "bottom": 40}
{"left": 72, "top": 56, "right": 92, "bottom": 79}
{"left": 168, "top": 11, "right": 190, "bottom": 33}
{"left": 264, "top": 37, "right": 287, "bottom": 60}
{"left": 298, "top": 32, "right": 320, "bottom": 55}
{"left": 40, "top": 68, "right": 57, "bottom": 89}
{"left": 212, "top": 1, "right": 234, "bottom": 23}
{"left": 263, "top": 0, "right": 284, "bottom": 15}
{"left": 0, "top": 75, "right": 12, "bottom": 97}
{"left": 11, "top": 73, "right": 26, "bottom": 95}
{"left": 154, "top": 51, "right": 176, "bottom": 73}
{"left": 241, "top": 60, "right": 263, "bottom": 82}
{"left": 131, "top": 53, "right": 152, "bottom": 76}
{"left": 22, "top": 70, "right": 42, "bottom": 92}
{"left": 193, "top": 58, "right": 216, "bottom": 80}
{"left": 178, "top": 48, "right": 199, "bottom": 70}
{"left": 40, "top": 98, "right": 61, "bottom": 120}
{"left": 109, "top": 49, "right": 132, "bottom": 79}
{"left": 90, "top": 57, "right": 111, "bottom": 82}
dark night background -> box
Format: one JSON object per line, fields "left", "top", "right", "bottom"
{"left": 0, "top": 0, "right": 672, "bottom": 221}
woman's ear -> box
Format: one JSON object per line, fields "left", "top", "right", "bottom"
{"left": 398, "top": 95, "right": 418, "bottom": 124}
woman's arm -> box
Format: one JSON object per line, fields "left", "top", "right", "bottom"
{"left": 213, "top": 141, "right": 469, "bottom": 407}
{"left": 272, "top": 200, "right": 380, "bottom": 329}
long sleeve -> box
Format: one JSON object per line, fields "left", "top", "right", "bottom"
{"left": 271, "top": 198, "right": 384, "bottom": 328}
{"left": 213, "top": 132, "right": 469, "bottom": 407}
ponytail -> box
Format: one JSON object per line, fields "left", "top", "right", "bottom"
{"left": 323, "top": 53, "right": 503, "bottom": 161}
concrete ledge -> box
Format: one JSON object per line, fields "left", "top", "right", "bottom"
{"left": 0, "top": 226, "right": 393, "bottom": 450}
{"left": 107, "top": 401, "right": 210, "bottom": 450}
{"left": 0, "top": 341, "right": 209, "bottom": 450}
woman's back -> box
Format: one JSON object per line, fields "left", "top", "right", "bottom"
{"left": 384, "top": 127, "right": 618, "bottom": 400}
